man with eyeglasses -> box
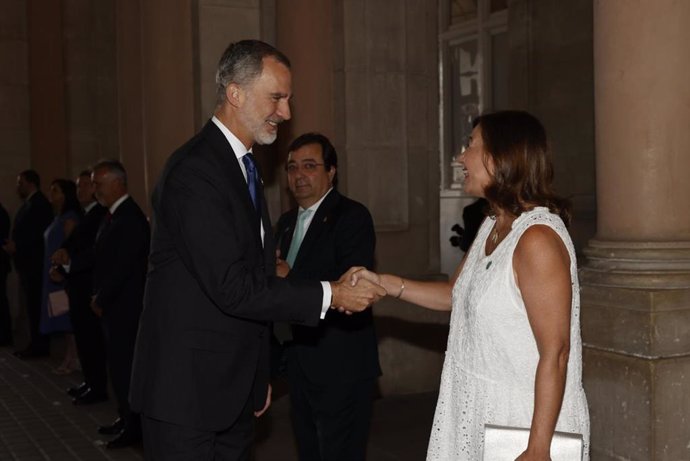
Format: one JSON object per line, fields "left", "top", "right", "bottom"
{"left": 275, "top": 132, "right": 381, "bottom": 461}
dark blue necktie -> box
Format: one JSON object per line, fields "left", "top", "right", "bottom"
{"left": 242, "top": 153, "right": 259, "bottom": 211}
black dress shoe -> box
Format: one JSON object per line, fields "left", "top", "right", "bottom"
{"left": 98, "top": 418, "right": 125, "bottom": 435}
{"left": 106, "top": 427, "right": 142, "bottom": 449}
{"left": 72, "top": 389, "right": 108, "bottom": 405}
{"left": 67, "top": 382, "right": 89, "bottom": 398}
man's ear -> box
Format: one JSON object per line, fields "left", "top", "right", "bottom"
{"left": 226, "top": 83, "right": 242, "bottom": 108}
{"left": 328, "top": 166, "right": 336, "bottom": 185}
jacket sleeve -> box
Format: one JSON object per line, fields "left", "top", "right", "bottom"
{"left": 333, "top": 202, "right": 376, "bottom": 275}
{"left": 161, "top": 158, "right": 322, "bottom": 325}
{"left": 94, "top": 212, "right": 149, "bottom": 309}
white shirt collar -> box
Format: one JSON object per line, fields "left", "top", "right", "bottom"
{"left": 109, "top": 194, "right": 129, "bottom": 214}
{"left": 211, "top": 116, "right": 252, "bottom": 161}
{"left": 84, "top": 201, "right": 98, "bottom": 213}
{"left": 211, "top": 116, "right": 265, "bottom": 242}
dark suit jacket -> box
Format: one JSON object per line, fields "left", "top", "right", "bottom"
{"left": 92, "top": 197, "right": 150, "bottom": 327}
{"left": 276, "top": 190, "right": 381, "bottom": 385}
{"left": 11, "top": 191, "right": 53, "bottom": 275}
{"left": 130, "top": 120, "right": 323, "bottom": 432}
{"left": 460, "top": 198, "right": 488, "bottom": 252}
{"left": 62, "top": 203, "right": 108, "bottom": 292}
{"left": 0, "top": 203, "right": 10, "bottom": 274}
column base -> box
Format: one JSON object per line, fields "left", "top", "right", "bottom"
{"left": 584, "top": 348, "right": 690, "bottom": 461}
{"left": 582, "top": 239, "right": 690, "bottom": 289}
{"left": 581, "top": 239, "right": 690, "bottom": 460}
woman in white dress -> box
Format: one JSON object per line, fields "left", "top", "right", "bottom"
{"left": 349, "top": 111, "right": 589, "bottom": 460}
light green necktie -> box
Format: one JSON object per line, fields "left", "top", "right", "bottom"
{"left": 286, "top": 209, "right": 312, "bottom": 267}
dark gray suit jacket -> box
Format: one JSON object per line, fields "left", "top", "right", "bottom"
{"left": 11, "top": 191, "right": 53, "bottom": 276}
{"left": 276, "top": 190, "right": 381, "bottom": 385}
{"left": 130, "top": 120, "right": 323, "bottom": 431}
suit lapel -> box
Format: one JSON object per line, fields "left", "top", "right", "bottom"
{"left": 97, "top": 197, "right": 129, "bottom": 245}
{"left": 277, "top": 209, "right": 298, "bottom": 259}
{"left": 202, "top": 121, "right": 263, "bottom": 241}
{"left": 292, "top": 190, "right": 340, "bottom": 269}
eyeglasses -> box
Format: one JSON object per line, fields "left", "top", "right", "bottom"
{"left": 286, "top": 162, "right": 324, "bottom": 174}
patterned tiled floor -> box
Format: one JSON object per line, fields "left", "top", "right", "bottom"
{"left": 0, "top": 343, "right": 435, "bottom": 460}
{"left": 0, "top": 346, "right": 142, "bottom": 461}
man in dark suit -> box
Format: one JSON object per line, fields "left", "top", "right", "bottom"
{"left": 90, "top": 160, "right": 150, "bottom": 449}
{"left": 3, "top": 170, "right": 53, "bottom": 358}
{"left": 129, "top": 39, "right": 383, "bottom": 460}
{"left": 0, "top": 201, "right": 12, "bottom": 346}
{"left": 275, "top": 133, "right": 381, "bottom": 460}
{"left": 51, "top": 169, "right": 108, "bottom": 405}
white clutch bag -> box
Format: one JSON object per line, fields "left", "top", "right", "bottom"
{"left": 48, "top": 289, "right": 70, "bottom": 317}
{"left": 483, "top": 424, "right": 583, "bottom": 461}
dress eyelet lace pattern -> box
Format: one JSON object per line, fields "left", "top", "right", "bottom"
{"left": 426, "top": 208, "right": 590, "bottom": 460}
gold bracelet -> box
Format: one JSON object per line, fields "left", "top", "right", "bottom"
{"left": 396, "top": 277, "right": 406, "bottom": 299}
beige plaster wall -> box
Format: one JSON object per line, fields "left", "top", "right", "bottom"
{"left": 509, "top": 0, "right": 597, "bottom": 252}
{"left": 62, "top": 0, "right": 119, "bottom": 177}
{"left": 0, "top": 0, "right": 30, "bottom": 333}
{"left": 197, "top": 0, "right": 263, "bottom": 125}
{"left": 331, "top": 0, "right": 444, "bottom": 394}
{"left": 0, "top": 0, "right": 30, "bottom": 212}
{"left": 0, "top": 0, "right": 119, "bottom": 200}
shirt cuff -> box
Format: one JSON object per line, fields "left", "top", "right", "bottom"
{"left": 319, "top": 281, "right": 331, "bottom": 319}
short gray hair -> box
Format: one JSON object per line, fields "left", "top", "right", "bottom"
{"left": 93, "top": 159, "right": 127, "bottom": 187}
{"left": 215, "top": 40, "right": 291, "bottom": 105}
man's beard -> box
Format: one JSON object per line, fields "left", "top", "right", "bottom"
{"left": 238, "top": 105, "right": 280, "bottom": 146}
{"left": 254, "top": 130, "right": 277, "bottom": 146}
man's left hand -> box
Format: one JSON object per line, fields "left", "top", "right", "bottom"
{"left": 275, "top": 251, "right": 290, "bottom": 278}
{"left": 90, "top": 297, "right": 103, "bottom": 317}
{"left": 254, "top": 384, "right": 272, "bottom": 417}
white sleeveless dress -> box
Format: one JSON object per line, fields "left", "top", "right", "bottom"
{"left": 426, "top": 207, "right": 590, "bottom": 460}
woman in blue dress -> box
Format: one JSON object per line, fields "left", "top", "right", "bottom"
{"left": 40, "top": 179, "right": 82, "bottom": 374}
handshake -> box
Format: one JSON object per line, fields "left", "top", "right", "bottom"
{"left": 329, "top": 267, "right": 386, "bottom": 315}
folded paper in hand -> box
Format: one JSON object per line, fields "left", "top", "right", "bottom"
{"left": 483, "top": 424, "right": 583, "bottom": 461}
{"left": 48, "top": 290, "right": 70, "bottom": 318}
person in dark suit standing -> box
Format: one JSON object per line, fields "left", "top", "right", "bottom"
{"left": 0, "top": 201, "right": 12, "bottom": 346}
{"left": 460, "top": 198, "right": 488, "bottom": 252}
{"left": 51, "top": 169, "right": 108, "bottom": 405}
{"left": 90, "top": 160, "right": 150, "bottom": 449}
{"left": 3, "top": 170, "right": 53, "bottom": 358}
{"left": 275, "top": 133, "right": 381, "bottom": 461}
{"left": 129, "top": 40, "right": 383, "bottom": 460}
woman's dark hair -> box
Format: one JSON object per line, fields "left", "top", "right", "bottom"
{"left": 476, "top": 110, "right": 571, "bottom": 226}
{"left": 51, "top": 179, "right": 82, "bottom": 217}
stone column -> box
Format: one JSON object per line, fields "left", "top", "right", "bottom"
{"left": 581, "top": 1, "right": 690, "bottom": 460}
